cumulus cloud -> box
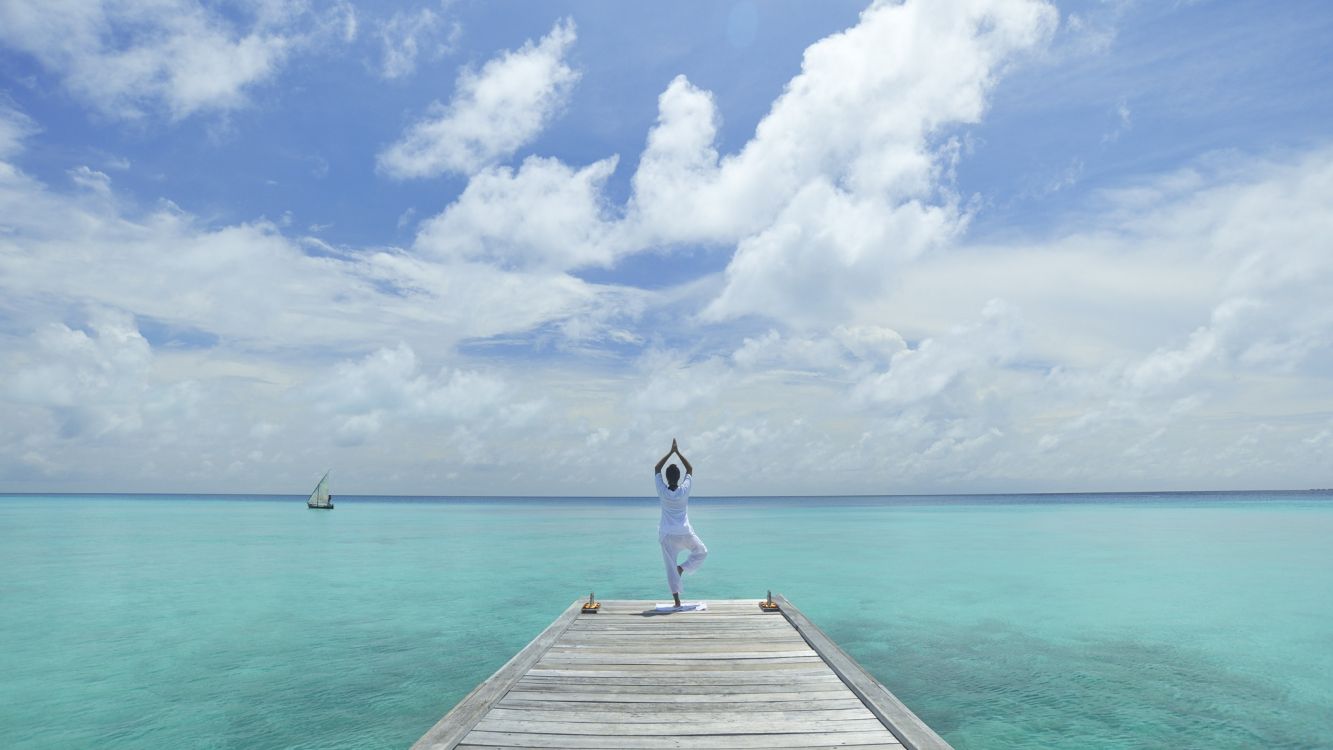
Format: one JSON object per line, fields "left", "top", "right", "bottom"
{"left": 626, "top": 76, "right": 731, "bottom": 243}
{"left": 311, "top": 343, "right": 531, "bottom": 446}
{"left": 416, "top": 0, "right": 1057, "bottom": 324}
{"left": 703, "top": 180, "right": 963, "bottom": 326}
{"left": 407, "top": 0, "right": 1056, "bottom": 312}
{"left": 0, "top": 0, "right": 336, "bottom": 120}
{"left": 625, "top": 0, "right": 1057, "bottom": 326}
{"left": 413, "top": 155, "right": 619, "bottom": 270}
{"left": 378, "top": 18, "right": 579, "bottom": 178}
{"left": 4, "top": 309, "right": 154, "bottom": 438}
{"left": 855, "top": 300, "right": 1022, "bottom": 407}
{"left": 595, "top": 147, "right": 1333, "bottom": 494}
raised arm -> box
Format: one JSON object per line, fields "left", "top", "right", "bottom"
{"left": 654, "top": 446, "right": 674, "bottom": 475}
{"left": 674, "top": 439, "right": 693, "bottom": 476}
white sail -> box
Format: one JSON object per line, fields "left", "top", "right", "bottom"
{"left": 308, "top": 471, "right": 332, "bottom": 508}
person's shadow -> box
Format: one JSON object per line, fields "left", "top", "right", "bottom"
{"left": 638, "top": 604, "right": 704, "bottom": 616}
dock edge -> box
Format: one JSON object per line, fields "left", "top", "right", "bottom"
{"left": 773, "top": 593, "right": 954, "bottom": 750}
{"left": 410, "top": 599, "right": 584, "bottom": 750}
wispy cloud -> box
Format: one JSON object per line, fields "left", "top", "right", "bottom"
{"left": 0, "top": 101, "right": 37, "bottom": 158}
{"left": 376, "top": 4, "right": 460, "bottom": 80}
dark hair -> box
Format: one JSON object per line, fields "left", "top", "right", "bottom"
{"left": 665, "top": 464, "right": 681, "bottom": 484}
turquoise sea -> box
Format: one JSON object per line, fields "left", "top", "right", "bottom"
{"left": 2, "top": 492, "right": 1331, "bottom": 749}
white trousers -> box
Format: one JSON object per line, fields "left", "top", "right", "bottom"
{"left": 660, "top": 531, "right": 708, "bottom": 594}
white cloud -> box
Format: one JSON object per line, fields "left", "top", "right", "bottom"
{"left": 311, "top": 342, "right": 529, "bottom": 446}
{"left": 361, "top": 250, "right": 635, "bottom": 342}
{"left": 337, "top": 0, "right": 358, "bottom": 43}
{"left": 413, "top": 155, "right": 619, "bottom": 270}
{"left": 855, "top": 300, "right": 1022, "bottom": 407}
{"left": 0, "top": 103, "right": 37, "bottom": 159}
{"left": 406, "top": 0, "right": 1057, "bottom": 312}
{"left": 625, "top": 76, "right": 731, "bottom": 244}
{"left": 4, "top": 308, "right": 154, "bottom": 438}
{"left": 0, "top": 137, "right": 638, "bottom": 355}
{"left": 68, "top": 165, "right": 113, "bottom": 196}
{"left": 0, "top": 0, "right": 332, "bottom": 120}
{"left": 629, "top": 351, "right": 731, "bottom": 415}
{"left": 378, "top": 18, "right": 579, "bottom": 178}
{"left": 3, "top": 1, "right": 1332, "bottom": 496}
{"left": 700, "top": 0, "right": 1056, "bottom": 326}
{"left": 377, "top": 5, "right": 459, "bottom": 80}
{"left": 730, "top": 325, "right": 906, "bottom": 375}
{"left": 0, "top": 150, "right": 636, "bottom": 491}
{"left": 703, "top": 179, "right": 962, "bottom": 326}
{"left": 1124, "top": 299, "right": 1256, "bottom": 392}
{"left": 611, "top": 0, "right": 1059, "bottom": 327}
{"left": 1102, "top": 98, "right": 1132, "bottom": 143}
{"left": 579, "top": 148, "right": 1333, "bottom": 495}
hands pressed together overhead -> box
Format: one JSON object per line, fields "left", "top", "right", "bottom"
{"left": 655, "top": 438, "right": 693, "bottom": 476}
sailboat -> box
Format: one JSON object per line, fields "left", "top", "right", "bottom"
{"left": 307, "top": 470, "right": 333, "bottom": 510}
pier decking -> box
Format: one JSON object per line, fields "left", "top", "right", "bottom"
{"left": 412, "top": 595, "right": 953, "bottom": 750}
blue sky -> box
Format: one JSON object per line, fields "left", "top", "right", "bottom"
{"left": 2, "top": 0, "right": 1332, "bottom": 495}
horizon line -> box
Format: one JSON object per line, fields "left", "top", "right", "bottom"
{"left": 3, "top": 488, "right": 1330, "bottom": 500}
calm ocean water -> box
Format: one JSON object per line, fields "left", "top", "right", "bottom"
{"left": 2, "top": 492, "right": 1331, "bottom": 749}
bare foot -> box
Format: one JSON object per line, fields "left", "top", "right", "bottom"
{"left": 673, "top": 593, "right": 681, "bottom": 608}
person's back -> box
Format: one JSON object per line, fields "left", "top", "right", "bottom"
{"left": 653, "top": 440, "right": 707, "bottom": 608}
{"left": 656, "top": 467, "right": 693, "bottom": 536}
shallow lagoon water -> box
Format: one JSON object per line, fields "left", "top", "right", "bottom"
{"left": 2, "top": 492, "right": 1330, "bottom": 749}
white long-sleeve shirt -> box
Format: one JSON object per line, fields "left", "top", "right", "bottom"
{"left": 655, "top": 472, "right": 694, "bottom": 537}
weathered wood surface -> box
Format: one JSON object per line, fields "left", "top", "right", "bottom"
{"left": 412, "top": 598, "right": 953, "bottom": 750}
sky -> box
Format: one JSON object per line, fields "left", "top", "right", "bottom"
{"left": 1, "top": 0, "right": 1332, "bottom": 496}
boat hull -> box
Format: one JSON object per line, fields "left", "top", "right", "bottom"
{"left": 307, "top": 503, "right": 334, "bottom": 510}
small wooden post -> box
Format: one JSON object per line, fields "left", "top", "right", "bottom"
{"left": 759, "top": 588, "right": 780, "bottom": 611}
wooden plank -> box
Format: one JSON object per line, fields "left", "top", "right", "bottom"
{"left": 456, "top": 746, "right": 901, "bottom": 750}
{"left": 562, "top": 626, "right": 791, "bottom": 631}
{"left": 504, "top": 687, "right": 854, "bottom": 700}
{"left": 565, "top": 618, "right": 783, "bottom": 626}
{"left": 482, "top": 707, "right": 876, "bottom": 723}
{"left": 539, "top": 654, "right": 824, "bottom": 665}
{"left": 512, "top": 678, "right": 847, "bottom": 691}
{"left": 470, "top": 718, "right": 891, "bottom": 735}
{"left": 550, "top": 640, "right": 811, "bottom": 650}
{"left": 498, "top": 697, "right": 869, "bottom": 710}
{"left": 548, "top": 643, "right": 817, "bottom": 653}
{"left": 563, "top": 620, "right": 789, "bottom": 627}
{"left": 585, "top": 603, "right": 766, "bottom": 611}
{"left": 514, "top": 674, "right": 846, "bottom": 688}
{"left": 411, "top": 599, "right": 584, "bottom": 750}
{"left": 773, "top": 594, "right": 953, "bottom": 750}
{"left": 557, "top": 635, "right": 808, "bottom": 643}
{"left": 457, "top": 744, "right": 901, "bottom": 750}
{"left": 457, "top": 730, "right": 903, "bottom": 748}
{"left": 456, "top": 746, "right": 902, "bottom": 750}
{"left": 567, "top": 626, "right": 793, "bottom": 633}
{"left": 525, "top": 665, "right": 831, "bottom": 677}
{"left": 413, "top": 598, "right": 947, "bottom": 750}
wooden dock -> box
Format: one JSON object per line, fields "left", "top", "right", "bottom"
{"left": 412, "top": 595, "right": 954, "bottom": 750}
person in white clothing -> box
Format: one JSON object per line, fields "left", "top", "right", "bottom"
{"left": 654, "top": 438, "right": 707, "bottom": 608}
